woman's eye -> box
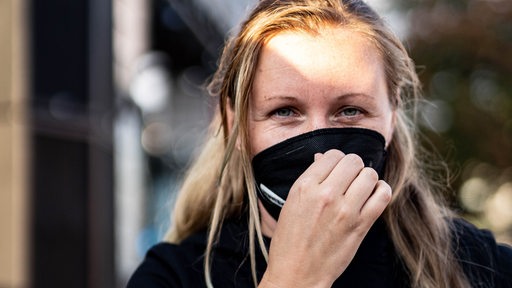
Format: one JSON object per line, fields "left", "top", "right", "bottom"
{"left": 340, "top": 107, "right": 362, "bottom": 117}
{"left": 273, "top": 108, "right": 295, "bottom": 117}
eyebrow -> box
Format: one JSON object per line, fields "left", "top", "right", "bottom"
{"left": 337, "top": 93, "right": 376, "bottom": 100}
{"left": 263, "top": 95, "right": 298, "bottom": 101}
{"left": 263, "top": 93, "right": 376, "bottom": 102}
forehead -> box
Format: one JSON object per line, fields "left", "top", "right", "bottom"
{"left": 264, "top": 27, "right": 379, "bottom": 69}
{"left": 253, "top": 26, "right": 386, "bottom": 97}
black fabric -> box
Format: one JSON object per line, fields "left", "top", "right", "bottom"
{"left": 127, "top": 212, "right": 267, "bottom": 288}
{"left": 127, "top": 213, "right": 512, "bottom": 288}
{"left": 252, "top": 127, "right": 387, "bottom": 220}
{"left": 452, "top": 219, "right": 512, "bottom": 288}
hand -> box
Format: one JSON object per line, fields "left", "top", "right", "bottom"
{"left": 259, "top": 149, "right": 392, "bottom": 288}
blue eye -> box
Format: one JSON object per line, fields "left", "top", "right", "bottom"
{"left": 274, "top": 108, "right": 294, "bottom": 117}
{"left": 341, "top": 107, "right": 361, "bottom": 117}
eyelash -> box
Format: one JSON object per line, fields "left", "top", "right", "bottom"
{"left": 270, "top": 106, "right": 364, "bottom": 118}
{"left": 272, "top": 107, "right": 297, "bottom": 118}
{"left": 339, "top": 107, "right": 363, "bottom": 117}
{"left": 269, "top": 106, "right": 366, "bottom": 123}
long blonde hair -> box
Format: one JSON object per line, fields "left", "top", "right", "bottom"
{"left": 165, "top": 0, "right": 470, "bottom": 287}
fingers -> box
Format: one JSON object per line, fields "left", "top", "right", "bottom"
{"left": 360, "top": 180, "right": 392, "bottom": 219}
{"left": 317, "top": 152, "right": 391, "bottom": 220}
{"left": 320, "top": 153, "right": 365, "bottom": 195}
{"left": 297, "top": 149, "right": 345, "bottom": 185}
{"left": 343, "top": 167, "right": 379, "bottom": 208}
{"left": 293, "top": 151, "right": 391, "bottom": 221}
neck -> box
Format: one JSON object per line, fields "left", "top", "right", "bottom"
{"left": 259, "top": 200, "right": 277, "bottom": 237}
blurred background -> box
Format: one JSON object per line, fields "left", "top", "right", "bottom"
{"left": 0, "top": 0, "right": 510, "bottom": 287}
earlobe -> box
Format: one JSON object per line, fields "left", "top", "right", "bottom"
{"left": 225, "top": 102, "right": 235, "bottom": 134}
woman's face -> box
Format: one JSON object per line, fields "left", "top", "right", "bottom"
{"left": 248, "top": 26, "right": 395, "bottom": 156}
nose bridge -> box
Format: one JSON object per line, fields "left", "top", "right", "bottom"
{"left": 308, "top": 112, "right": 330, "bottom": 131}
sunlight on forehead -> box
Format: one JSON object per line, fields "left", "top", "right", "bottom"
{"left": 262, "top": 28, "right": 380, "bottom": 74}
{"left": 255, "top": 26, "right": 387, "bottom": 100}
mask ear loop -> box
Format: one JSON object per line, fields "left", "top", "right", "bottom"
{"left": 258, "top": 183, "right": 285, "bottom": 207}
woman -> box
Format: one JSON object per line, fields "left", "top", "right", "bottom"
{"left": 128, "top": 0, "right": 512, "bottom": 287}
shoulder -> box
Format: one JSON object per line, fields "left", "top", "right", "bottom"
{"left": 126, "top": 213, "right": 257, "bottom": 288}
{"left": 451, "top": 218, "right": 512, "bottom": 287}
{"left": 126, "top": 233, "right": 208, "bottom": 288}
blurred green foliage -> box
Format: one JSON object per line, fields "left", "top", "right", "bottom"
{"left": 397, "top": 0, "right": 512, "bottom": 242}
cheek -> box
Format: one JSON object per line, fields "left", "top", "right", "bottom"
{"left": 248, "top": 125, "right": 291, "bottom": 157}
{"left": 249, "top": 127, "right": 273, "bottom": 157}
{"left": 248, "top": 125, "right": 266, "bottom": 158}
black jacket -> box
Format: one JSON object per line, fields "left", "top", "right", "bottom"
{"left": 127, "top": 213, "right": 512, "bottom": 287}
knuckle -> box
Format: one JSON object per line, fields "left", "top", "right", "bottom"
{"left": 338, "top": 208, "right": 361, "bottom": 229}
{"left": 383, "top": 190, "right": 392, "bottom": 203}
{"left": 362, "top": 167, "right": 379, "bottom": 182}
{"left": 345, "top": 153, "right": 364, "bottom": 169}
{"left": 318, "top": 190, "right": 335, "bottom": 205}
{"left": 325, "top": 149, "right": 344, "bottom": 158}
{"left": 376, "top": 181, "right": 393, "bottom": 202}
{"left": 379, "top": 180, "right": 392, "bottom": 192}
{"left": 293, "top": 176, "right": 314, "bottom": 190}
{"left": 381, "top": 187, "right": 393, "bottom": 202}
{"left": 338, "top": 204, "right": 351, "bottom": 218}
{"left": 338, "top": 201, "right": 357, "bottom": 217}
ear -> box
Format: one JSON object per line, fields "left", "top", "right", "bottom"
{"left": 225, "top": 100, "right": 235, "bottom": 134}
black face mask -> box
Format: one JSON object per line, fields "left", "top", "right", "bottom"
{"left": 251, "top": 127, "right": 387, "bottom": 220}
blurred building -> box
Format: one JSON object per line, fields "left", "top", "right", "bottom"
{"left": 0, "top": 0, "right": 29, "bottom": 287}
{"left": 0, "top": 0, "right": 256, "bottom": 287}
{"left": 1, "top": 0, "right": 510, "bottom": 288}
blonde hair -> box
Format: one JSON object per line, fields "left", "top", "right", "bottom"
{"left": 165, "top": 0, "right": 470, "bottom": 287}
